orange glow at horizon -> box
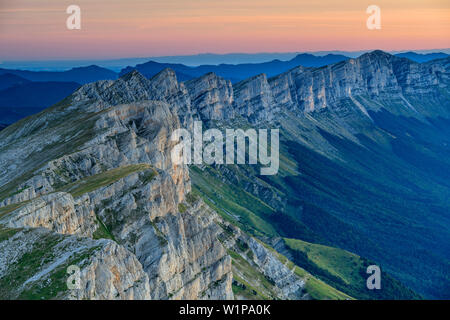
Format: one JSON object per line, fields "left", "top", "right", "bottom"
{"left": 0, "top": 0, "right": 449, "bottom": 60}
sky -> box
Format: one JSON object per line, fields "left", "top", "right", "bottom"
{"left": 0, "top": 0, "right": 449, "bottom": 60}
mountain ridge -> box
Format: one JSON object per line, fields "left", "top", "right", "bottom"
{"left": 1, "top": 49, "right": 448, "bottom": 128}
{"left": 0, "top": 65, "right": 118, "bottom": 84}
{"left": 0, "top": 50, "right": 449, "bottom": 299}
{"left": 118, "top": 53, "right": 351, "bottom": 83}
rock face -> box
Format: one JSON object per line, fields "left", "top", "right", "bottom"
{"left": 72, "top": 240, "right": 151, "bottom": 300}
{"left": 1, "top": 192, "right": 96, "bottom": 237}
{"left": 219, "top": 222, "right": 305, "bottom": 300}
{"left": 267, "top": 51, "right": 450, "bottom": 118}
{"left": 0, "top": 227, "right": 150, "bottom": 300}
{"left": 185, "top": 73, "right": 234, "bottom": 121}
{"left": 0, "top": 69, "right": 235, "bottom": 300}
{"left": 233, "top": 74, "right": 277, "bottom": 124}
{"left": 0, "top": 167, "right": 232, "bottom": 300}
{"left": 246, "top": 237, "right": 304, "bottom": 299}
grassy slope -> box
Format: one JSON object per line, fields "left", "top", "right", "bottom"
{"left": 222, "top": 232, "right": 351, "bottom": 300}
{"left": 190, "top": 165, "right": 277, "bottom": 237}
{"left": 284, "top": 238, "right": 362, "bottom": 286}
{"left": 190, "top": 151, "right": 422, "bottom": 299}
{"left": 193, "top": 165, "right": 355, "bottom": 300}
{"left": 230, "top": 250, "right": 352, "bottom": 301}
{"left": 205, "top": 103, "right": 449, "bottom": 299}
{"left": 260, "top": 239, "right": 352, "bottom": 300}
{"left": 229, "top": 249, "right": 279, "bottom": 300}
{"left": 283, "top": 238, "right": 421, "bottom": 300}
{"left": 281, "top": 122, "right": 450, "bottom": 299}
{"left": 57, "top": 164, "right": 155, "bottom": 198}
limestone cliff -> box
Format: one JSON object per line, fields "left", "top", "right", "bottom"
{"left": 0, "top": 70, "right": 234, "bottom": 300}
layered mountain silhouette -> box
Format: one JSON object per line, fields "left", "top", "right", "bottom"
{"left": 0, "top": 73, "right": 31, "bottom": 91}
{"left": 0, "top": 66, "right": 118, "bottom": 126}
{"left": 1, "top": 51, "right": 448, "bottom": 128}
{"left": 0, "top": 81, "right": 80, "bottom": 125}
{"left": 395, "top": 51, "right": 449, "bottom": 63}
{"left": 119, "top": 53, "right": 351, "bottom": 82}
{"left": 0, "top": 65, "right": 117, "bottom": 84}
{"left": 0, "top": 55, "right": 349, "bottom": 126}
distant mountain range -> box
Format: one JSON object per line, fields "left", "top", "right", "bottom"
{"left": 0, "top": 65, "right": 117, "bottom": 84}
{"left": 0, "top": 66, "right": 116, "bottom": 126}
{"left": 0, "top": 73, "right": 31, "bottom": 91}
{"left": 119, "top": 53, "right": 351, "bottom": 82}
{"left": 394, "top": 51, "right": 449, "bottom": 63}
{"left": 118, "top": 51, "right": 449, "bottom": 82}
{"left": 0, "top": 51, "right": 448, "bottom": 128}
{"left": 2, "top": 49, "right": 449, "bottom": 70}
{"left": 0, "top": 73, "right": 80, "bottom": 125}
{"left": 1, "top": 51, "right": 448, "bottom": 85}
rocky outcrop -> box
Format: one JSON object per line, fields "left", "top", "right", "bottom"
{"left": 185, "top": 73, "right": 234, "bottom": 121}
{"left": 0, "top": 227, "right": 150, "bottom": 300}
{"left": 0, "top": 192, "right": 96, "bottom": 237}
{"left": 246, "top": 237, "right": 305, "bottom": 299}
{"left": 71, "top": 240, "right": 151, "bottom": 300}
{"left": 0, "top": 69, "right": 235, "bottom": 300}
{"left": 0, "top": 165, "right": 233, "bottom": 300}
{"left": 233, "top": 74, "right": 278, "bottom": 123}
{"left": 0, "top": 99, "right": 188, "bottom": 207}
{"left": 268, "top": 51, "right": 450, "bottom": 117}
{"left": 218, "top": 221, "right": 305, "bottom": 300}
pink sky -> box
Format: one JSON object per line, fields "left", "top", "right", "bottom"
{"left": 0, "top": 0, "right": 449, "bottom": 60}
